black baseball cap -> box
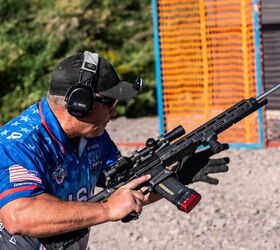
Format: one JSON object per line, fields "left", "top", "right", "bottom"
{"left": 49, "top": 52, "right": 141, "bottom": 100}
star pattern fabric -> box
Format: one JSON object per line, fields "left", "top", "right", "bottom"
{"left": 0, "top": 97, "right": 118, "bottom": 207}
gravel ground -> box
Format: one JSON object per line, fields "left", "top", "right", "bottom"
{"left": 87, "top": 116, "right": 280, "bottom": 250}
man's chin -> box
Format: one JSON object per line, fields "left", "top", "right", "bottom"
{"left": 85, "top": 129, "right": 105, "bottom": 139}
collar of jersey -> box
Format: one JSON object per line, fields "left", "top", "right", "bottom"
{"left": 39, "top": 97, "right": 69, "bottom": 154}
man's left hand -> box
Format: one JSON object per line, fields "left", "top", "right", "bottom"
{"left": 176, "top": 143, "right": 230, "bottom": 185}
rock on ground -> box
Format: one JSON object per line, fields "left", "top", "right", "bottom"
{"left": 87, "top": 116, "right": 280, "bottom": 250}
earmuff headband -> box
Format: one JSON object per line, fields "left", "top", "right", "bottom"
{"left": 81, "top": 51, "right": 99, "bottom": 74}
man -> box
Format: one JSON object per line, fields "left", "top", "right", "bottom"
{"left": 0, "top": 51, "right": 229, "bottom": 249}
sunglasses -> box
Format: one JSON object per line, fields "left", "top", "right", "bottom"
{"left": 95, "top": 95, "right": 118, "bottom": 108}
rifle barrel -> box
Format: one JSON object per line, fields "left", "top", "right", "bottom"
{"left": 256, "top": 83, "right": 280, "bottom": 102}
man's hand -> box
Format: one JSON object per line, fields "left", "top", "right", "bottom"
{"left": 176, "top": 144, "right": 230, "bottom": 185}
{"left": 100, "top": 175, "right": 151, "bottom": 221}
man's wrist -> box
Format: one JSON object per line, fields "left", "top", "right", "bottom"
{"left": 97, "top": 200, "right": 114, "bottom": 222}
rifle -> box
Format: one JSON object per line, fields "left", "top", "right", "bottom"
{"left": 90, "top": 83, "right": 280, "bottom": 222}
{"left": 40, "top": 84, "right": 280, "bottom": 249}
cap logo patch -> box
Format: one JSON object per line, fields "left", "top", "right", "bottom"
{"left": 85, "top": 62, "right": 97, "bottom": 71}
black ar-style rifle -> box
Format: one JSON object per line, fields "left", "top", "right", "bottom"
{"left": 41, "top": 84, "right": 280, "bottom": 249}
{"left": 90, "top": 83, "right": 280, "bottom": 222}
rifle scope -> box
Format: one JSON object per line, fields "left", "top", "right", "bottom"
{"left": 104, "top": 125, "right": 186, "bottom": 180}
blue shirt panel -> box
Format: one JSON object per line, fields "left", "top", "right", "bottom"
{"left": 0, "top": 97, "right": 118, "bottom": 207}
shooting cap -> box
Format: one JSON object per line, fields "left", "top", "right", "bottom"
{"left": 49, "top": 51, "right": 142, "bottom": 100}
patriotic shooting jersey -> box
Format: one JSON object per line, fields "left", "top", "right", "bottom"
{"left": 0, "top": 97, "right": 118, "bottom": 208}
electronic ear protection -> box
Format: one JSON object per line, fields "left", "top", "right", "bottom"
{"left": 65, "top": 51, "right": 99, "bottom": 118}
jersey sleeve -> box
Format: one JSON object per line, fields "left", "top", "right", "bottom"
{"left": 0, "top": 142, "right": 46, "bottom": 208}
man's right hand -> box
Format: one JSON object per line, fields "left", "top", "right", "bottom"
{"left": 100, "top": 175, "right": 151, "bottom": 222}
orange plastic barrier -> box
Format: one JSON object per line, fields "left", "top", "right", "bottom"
{"left": 154, "top": 0, "right": 265, "bottom": 147}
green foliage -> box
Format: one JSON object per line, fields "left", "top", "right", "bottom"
{"left": 0, "top": 0, "right": 156, "bottom": 124}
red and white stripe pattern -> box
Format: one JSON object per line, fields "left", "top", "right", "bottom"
{"left": 9, "top": 164, "right": 42, "bottom": 184}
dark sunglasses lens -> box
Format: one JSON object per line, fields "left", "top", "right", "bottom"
{"left": 107, "top": 99, "right": 118, "bottom": 108}
{"left": 96, "top": 96, "right": 118, "bottom": 108}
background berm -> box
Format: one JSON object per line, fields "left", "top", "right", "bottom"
{"left": 87, "top": 116, "right": 280, "bottom": 250}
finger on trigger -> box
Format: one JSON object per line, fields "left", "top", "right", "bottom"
{"left": 132, "top": 190, "right": 145, "bottom": 202}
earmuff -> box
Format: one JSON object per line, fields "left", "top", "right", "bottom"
{"left": 65, "top": 51, "right": 99, "bottom": 118}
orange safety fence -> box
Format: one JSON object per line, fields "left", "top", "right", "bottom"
{"left": 153, "top": 0, "right": 265, "bottom": 147}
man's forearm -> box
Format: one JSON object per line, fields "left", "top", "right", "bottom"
{"left": 0, "top": 193, "right": 109, "bottom": 238}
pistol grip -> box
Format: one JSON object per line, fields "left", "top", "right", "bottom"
{"left": 121, "top": 211, "right": 139, "bottom": 223}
